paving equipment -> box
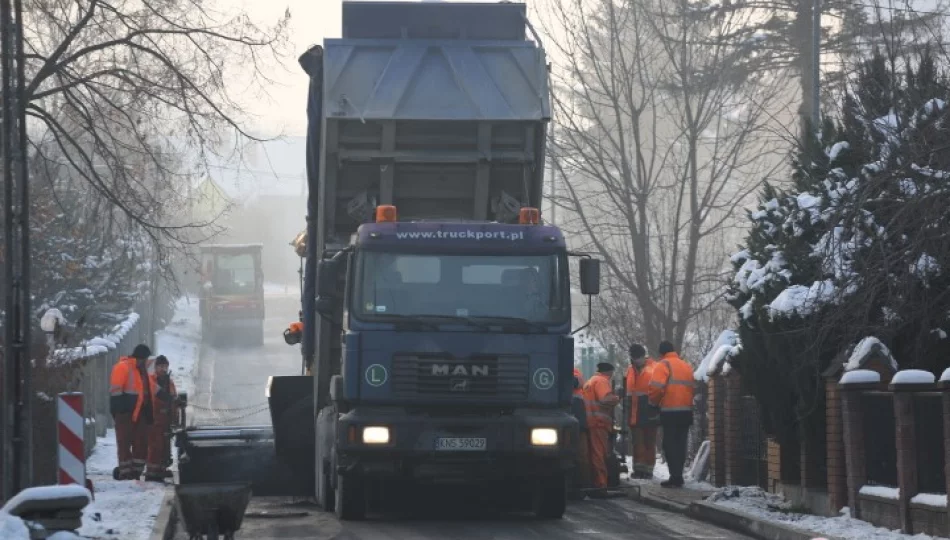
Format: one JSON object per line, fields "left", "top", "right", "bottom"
{"left": 178, "top": 0, "right": 602, "bottom": 521}
{"left": 175, "top": 482, "right": 253, "bottom": 540}
{"left": 197, "top": 244, "right": 265, "bottom": 346}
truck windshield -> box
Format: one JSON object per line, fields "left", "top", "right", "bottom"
{"left": 212, "top": 253, "right": 258, "bottom": 295}
{"left": 353, "top": 251, "right": 569, "bottom": 325}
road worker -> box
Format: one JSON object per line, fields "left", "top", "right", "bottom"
{"left": 145, "top": 355, "right": 178, "bottom": 482}
{"left": 573, "top": 367, "right": 585, "bottom": 397}
{"left": 582, "top": 362, "right": 620, "bottom": 496}
{"left": 625, "top": 343, "right": 659, "bottom": 479}
{"left": 109, "top": 343, "right": 153, "bottom": 480}
{"left": 648, "top": 341, "right": 695, "bottom": 488}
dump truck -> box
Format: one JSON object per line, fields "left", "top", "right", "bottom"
{"left": 178, "top": 0, "right": 601, "bottom": 521}
{"left": 197, "top": 244, "right": 265, "bottom": 346}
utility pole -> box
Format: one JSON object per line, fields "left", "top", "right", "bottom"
{"left": 801, "top": 0, "right": 822, "bottom": 138}
{"left": 1, "top": 0, "right": 32, "bottom": 499}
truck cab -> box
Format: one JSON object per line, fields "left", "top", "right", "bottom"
{"left": 306, "top": 206, "right": 600, "bottom": 519}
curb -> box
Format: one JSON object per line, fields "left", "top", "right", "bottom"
{"left": 628, "top": 485, "right": 842, "bottom": 540}
{"left": 688, "top": 501, "right": 842, "bottom": 540}
{"left": 149, "top": 485, "right": 178, "bottom": 540}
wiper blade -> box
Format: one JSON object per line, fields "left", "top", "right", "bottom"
{"left": 367, "top": 314, "right": 491, "bottom": 330}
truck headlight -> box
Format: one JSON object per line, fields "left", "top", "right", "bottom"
{"left": 531, "top": 428, "right": 558, "bottom": 446}
{"left": 362, "top": 426, "right": 390, "bottom": 444}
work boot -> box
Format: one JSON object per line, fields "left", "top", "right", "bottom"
{"left": 161, "top": 469, "right": 174, "bottom": 478}
{"left": 144, "top": 473, "right": 165, "bottom": 483}
{"left": 660, "top": 477, "right": 684, "bottom": 488}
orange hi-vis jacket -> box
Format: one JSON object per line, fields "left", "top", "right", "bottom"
{"left": 573, "top": 367, "right": 585, "bottom": 397}
{"left": 647, "top": 352, "right": 695, "bottom": 413}
{"left": 625, "top": 358, "right": 656, "bottom": 425}
{"left": 110, "top": 357, "right": 157, "bottom": 422}
{"left": 149, "top": 373, "right": 178, "bottom": 417}
{"left": 582, "top": 372, "right": 618, "bottom": 430}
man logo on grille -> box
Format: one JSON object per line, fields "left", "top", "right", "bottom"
{"left": 450, "top": 379, "right": 470, "bottom": 392}
{"left": 430, "top": 364, "right": 490, "bottom": 377}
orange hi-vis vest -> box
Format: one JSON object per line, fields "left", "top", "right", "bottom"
{"left": 573, "top": 367, "right": 585, "bottom": 397}
{"left": 648, "top": 352, "right": 695, "bottom": 413}
{"left": 582, "top": 372, "right": 617, "bottom": 430}
{"left": 110, "top": 357, "right": 156, "bottom": 422}
{"left": 625, "top": 358, "right": 656, "bottom": 425}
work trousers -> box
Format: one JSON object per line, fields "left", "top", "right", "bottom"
{"left": 588, "top": 427, "right": 610, "bottom": 489}
{"left": 146, "top": 412, "right": 172, "bottom": 476}
{"left": 660, "top": 417, "right": 691, "bottom": 483}
{"left": 575, "top": 430, "right": 592, "bottom": 489}
{"left": 631, "top": 425, "right": 658, "bottom": 477}
{"left": 114, "top": 413, "right": 149, "bottom": 477}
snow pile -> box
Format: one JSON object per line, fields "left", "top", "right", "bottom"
{"left": 708, "top": 486, "right": 941, "bottom": 539}
{"left": 844, "top": 337, "right": 899, "bottom": 372}
{"left": 80, "top": 430, "right": 167, "bottom": 539}
{"left": 768, "top": 280, "right": 837, "bottom": 317}
{"left": 0, "top": 512, "right": 29, "bottom": 540}
{"left": 859, "top": 485, "right": 900, "bottom": 499}
{"left": 840, "top": 369, "right": 881, "bottom": 385}
{"left": 624, "top": 456, "right": 716, "bottom": 491}
{"left": 694, "top": 330, "right": 742, "bottom": 381}
{"left": 892, "top": 370, "right": 936, "bottom": 385}
{"left": 50, "top": 312, "right": 142, "bottom": 365}
{"left": 910, "top": 493, "right": 947, "bottom": 508}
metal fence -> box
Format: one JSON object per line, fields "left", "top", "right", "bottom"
{"left": 914, "top": 392, "right": 945, "bottom": 494}
{"left": 861, "top": 391, "right": 898, "bottom": 487}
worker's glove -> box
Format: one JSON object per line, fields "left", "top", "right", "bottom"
{"left": 283, "top": 327, "right": 302, "bottom": 345}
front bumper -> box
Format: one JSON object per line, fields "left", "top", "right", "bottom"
{"left": 336, "top": 407, "right": 578, "bottom": 482}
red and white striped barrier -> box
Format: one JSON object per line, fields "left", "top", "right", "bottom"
{"left": 57, "top": 392, "right": 85, "bottom": 486}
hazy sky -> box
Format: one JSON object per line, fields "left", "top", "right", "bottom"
{"left": 229, "top": 0, "right": 506, "bottom": 137}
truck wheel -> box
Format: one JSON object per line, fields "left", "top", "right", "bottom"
{"left": 334, "top": 473, "right": 366, "bottom": 521}
{"left": 533, "top": 474, "right": 567, "bottom": 519}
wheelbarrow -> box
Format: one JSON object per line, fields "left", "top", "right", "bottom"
{"left": 175, "top": 482, "right": 252, "bottom": 540}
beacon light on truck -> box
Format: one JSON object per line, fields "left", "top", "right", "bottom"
{"left": 519, "top": 207, "right": 540, "bottom": 225}
{"left": 376, "top": 205, "right": 397, "bottom": 223}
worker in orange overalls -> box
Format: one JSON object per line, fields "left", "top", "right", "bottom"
{"left": 109, "top": 344, "right": 154, "bottom": 480}
{"left": 582, "top": 362, "right": 619, "bottom": 496}
{"left": 625, "top": 343, "right": 659, "bottom": 479}
{"left": 145, "top": 355, "right": 178, "bottom": 482}
{"left": 648, "top": 341, "right": 695, "bottom": 488}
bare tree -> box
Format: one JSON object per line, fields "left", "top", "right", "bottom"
{"left": 23, "top": 0, "right": 290, "bottom": 270}
{"left": 539, "top": 0, "right": 794, "bottom": 350}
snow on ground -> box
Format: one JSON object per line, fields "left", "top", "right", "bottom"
{"left": 0, "top": 511, "right": 29, "bottom": 540}
{"left": 623, "top": 455, "right": 716, "bottom": 491}
{"left": 708, "top": 486, "right": 945, "bottom": 540}
{"left": 78, "top": 296, "right": 201, "bottom": 539}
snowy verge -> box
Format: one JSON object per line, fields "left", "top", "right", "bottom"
{"left": 708, "top": 486, "right": 945, "bottom": 539}
{"left": 624, "top": 455, "right": 716, "bottom": 492}
{"left": 78, "top": 296, "right": 201, "bottom": 540}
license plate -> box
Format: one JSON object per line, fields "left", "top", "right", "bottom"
{"left": 435, "top": 437, "right": 487, "bottom": 451}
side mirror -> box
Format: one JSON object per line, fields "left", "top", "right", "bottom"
{"left": 579, "top": 258, "right": 601, "bottom": 295}
{"left": 317, "top": 259, "right": 339, "bottom": 297}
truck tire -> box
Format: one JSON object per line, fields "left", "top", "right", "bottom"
{"left": 334, "top": 473, "right": 366, "bottom": 521}
{"left": 533, "top": 473, "right": 567, "bottom": 519}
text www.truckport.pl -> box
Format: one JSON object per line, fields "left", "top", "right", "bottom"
{"left": 395, "top": 230, "right": 525, "bottom": 241}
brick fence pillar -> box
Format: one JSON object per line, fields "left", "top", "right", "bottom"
{"left": 891, "top": 373, "right": 934, "bottom": 535}
{"left": 724, "top": 371, "right": 743, "bottom": 485}
{"left": 940, "top": 379, "right": 950, "bottom": 535}
{"left": 840, "top": 371, "right": 879, "bottom": 520}
{"left": 767, "top": 437, "right": 781, "bottom": 493}
{"left": 826, "top": 375, "right": 847, "bottom": 512}
{"left": 707, "top": 376, "right": 725, "bottom": 486}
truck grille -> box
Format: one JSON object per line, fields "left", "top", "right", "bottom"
{"left": 391, "top": 355, "right": 529, "bottom": 399}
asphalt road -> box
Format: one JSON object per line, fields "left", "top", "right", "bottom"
{"left": 190, "top": 293, "right": 302, "bottom": 427}
{"left": 182, "top": 292, "right": 751, "bottom": 539}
